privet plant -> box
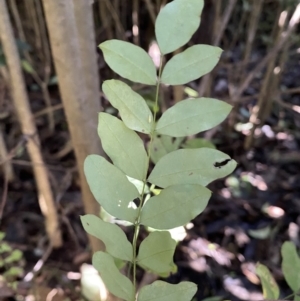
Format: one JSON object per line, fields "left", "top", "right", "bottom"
{"left": 81, "top": 1, "right": 237, "bottom": 300}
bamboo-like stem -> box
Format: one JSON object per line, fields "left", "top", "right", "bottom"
{"left": 0, "top": 126, "right": 15, "bottom": 182}
{"left": 198, "top": 0, "right": 236, "bottom": 97}
{"left": 244, "top": 5, "right": 290, "bottom": 150}
{"left": 41, "top": 0, "right": 106, "bottom": 253}
{"left": 9, "top": 0, "right": 55, "bottom": 132}
{"left": 232, "top": 3, "right": 300, "bottom": 102}
{"left": 0, "top": 0, "right": 62, "bottom": 247}
{"left": 132, "top": 0, "right": 140, "bottom": 45}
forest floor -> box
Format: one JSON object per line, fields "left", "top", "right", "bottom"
{"left": 1, "top": 50, "right": 300, "bottom": 301}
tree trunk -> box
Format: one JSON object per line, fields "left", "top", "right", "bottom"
{"left": 41, "top": 0, "right": 105, "bottom": 253}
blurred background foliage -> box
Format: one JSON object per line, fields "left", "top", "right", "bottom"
{"left": 0, "top": 0, "right": 300, "bottom": 300}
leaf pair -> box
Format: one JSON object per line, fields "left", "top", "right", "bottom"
{"left": 93, "top": 251, "right": 196, "bottom": 301}
{"left": 101, "top": 40, "right": 222, "bottom": 86}
{"left": 104, "top": 79, "right": 232, "bottom": 138}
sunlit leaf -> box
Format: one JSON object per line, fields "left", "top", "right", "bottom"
{"left": 161, "top": 45, "right": 222, "bottom": 85}
{"left": 81, "top": 264, "right": 106, "bottom": 301}
{"left": 156, "top": 98, "right": 232, "bottom": 137}
{"left": 99, "top": 40, "right": 157, "bottom": 85}
{"left": 256, "top": 263, "right": 279, "bottom": 300}
{"left": 149, "top": 134, "right": 184, "bottom": 163}
{"left": 155, "top": 0, "right": 204, "bottom": 55}
{"left": 183, "top": 138, "right": 215, "bottom": 149}
{"left": 98, "top": 113, "right": 148, "bottom": 180}
{"left": 141, "top": 184, "right": 211, "bottom": 229}
{"left": 102, "top": 80, "right": 153, "bottom": 133}
{"left": 84, "top": 155, "right": 139, "bottom": 223}
{"left": 148, "top": 148, "right": 237, "bottom": 188}
{"left": 138, "top": 280, "right": 197, "bottom": 301}
{"left": 281, "top": 241, "right": 300, "bottom": 293}
{"left": 81, "top": 215, "right": 133, "bottom": 261}
{"left": 93, "top": 252, "right": 134, "bottom": 301}
{"left": 137, "top": 231, "right": 176, "bottom": 274}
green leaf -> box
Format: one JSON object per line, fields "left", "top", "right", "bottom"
{"left": 256, "top": 263, "right": 279, "bottom": 300}
{"left": 84, "top": 155, "right": 139, "bottom": 223}
{"left": 183, "top": 138, "right": 216, "bottom": 149}
{"left": 81, "top": 215, "right": 133, "bottom": 261}
{"left": 99, "top": 40, "right": 157, "bottom": 85}
{"left": 281, "top": 241, "right": 300, "bottom": 293}
{"left": 161, "top": 45, "right": 222, "bottom": 85}
{"left": 102, "top": 80, "right": 154, "bottom": 134}
{"left": 93, "top": 252, "right": 134, "bottom": 301}
{"left": 149, "top": 134, "right": 184, "bottom": 164}
{"left": 138, "top": 280, "right": 197, "bottom": 301}
{"left": 137, "top": 231, "right": 176, "bottom": 274}
{"left": 155, "top": 0, "right": 204, "bottom": 55}
{"left": 156, "top": 98, "right": 232, "bottom": 137}
{"left": 141, "top": 184, "right": 211, "bottom": 229}
{"left": 98, "top": 113, "right": 148, "bottom": 180}
{"left": 148, "top": 148, "right": 237, "bottom": 188}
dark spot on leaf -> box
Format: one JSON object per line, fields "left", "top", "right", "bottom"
{"left": 157, "top": 134, "right": 161, "bottom": 138}
{"left": 154, "top": 147, "right": 158, "bottom": 152}
{"left": 214, "top": 159, "right": 231, "bottom": 168}
{"left": 133, "top": 198, "right": 140, "bottom": 207}
{"left": 87, "top": 223, "right": 89, "bottom": 226}
{"left": 189, "top": 172, "right": 193, "bottom": 176}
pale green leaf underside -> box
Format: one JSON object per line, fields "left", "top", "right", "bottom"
{"left": 156, "top": 98, "right": 232, "bottom": 137}
{"left": 155, "top": 0, "right": 204, "bottom": 55}
{"left": 281, "top": 241, "right": 300, "bottom": 292}
{"left": 138, "top": 280, "right": 197, "bottom": 301}
{"left": 98, "top": 113, "right": 148, "bottom": 180}
{"left": 93, "top": 252, "right": 134, "bottom": 301}
{"left": 99, "top": 40, "right": 157, "bottom": 85}
{"left": 137, "top": 231, "right": 176, "bottom": 274}
{"left": 81, "top": 215, "right": 133, "bottom": 261}
{"left": 141, "top": 184, "right": 211, "bottom": 229}
{"left": 103, "top": 80, "right": 153, "bottom": 134}
{"left": 84, "top": 155, "right": 139, "bottom": 223}
{"left": 149, "top": 134, "right": 184, "bottom": 164}
{"left": 161, "top": 45, "right": 222, "bottom": 85}
{"left": 148, "top": 148, "right": 237, "bottom": 188}
{"left": 256, "top": 263, "right": 279, "bottom": 300}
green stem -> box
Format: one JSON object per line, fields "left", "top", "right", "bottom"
{"left": 131, "top": 55, "right": 164, "bottom": 299}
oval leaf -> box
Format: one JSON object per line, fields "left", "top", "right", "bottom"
{"left": 256, "top": 263, "right": 279, "bottom": 300}
{"left": 137, "top": 231, "right": 176, "bottom": 274}
{"left": 84, "top": 155, "right": 139, "bottom": 223}
{"left": 98, "top": 113, "right": 148, "bottom": 180}
{"left": 99, "top": 40, "right": 156, "bottom": 85}
{"left": 281, "top": 241, "right": 300, "bottom": 293}
{"left": 148, "top": 148, "right": 237, "bottom": 188}
{"left": 93, "top": 252, "right": 134, "bottom": 301}
{"left": 141, "top": 184, "right": 211, "bottom": 229}
{"left": 161, "top": 45, "right": 222, "bottom": 85}
{"left": 155, "top": 0, "right": 204, "bottom": 55}
{"left": 81, "top": 215, "right": 133, "bottom": 261}
{"left": 103, "top": 80, "right": 154, "bottom": 133}
{"left": 138, "top": 280, "right": 197, "bottom": 301}
{"left": 156, "top": 98, "right": 232, "bottom": 137}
